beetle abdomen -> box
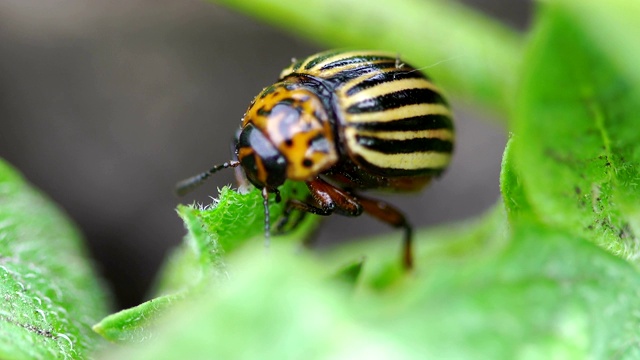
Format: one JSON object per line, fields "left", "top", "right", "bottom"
{"left": 281, "top": 50, "right": 454, "bottom": 178}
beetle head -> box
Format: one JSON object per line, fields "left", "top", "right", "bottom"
{"left": 236, "top": 122, "right": 288, "bottom": 190}
{"left": 238, "top": 83, "right": 338, "bottom": 189}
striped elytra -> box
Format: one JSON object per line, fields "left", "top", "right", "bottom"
{"left": 278, "top": 50, "right": 454, "bottom": 180}
{"left": 176, "top": 50, "right": 455, "bottom": 270}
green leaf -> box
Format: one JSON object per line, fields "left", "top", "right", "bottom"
{"left": 159, "top": 182, "right": 318, "bottom": 289}
{"left": 388, "top": 222, "right": 640, "bottom": 358}
{"left": 0, "top": 159, "right": 109, "bottom": 358}
{"left": 92, "top": 293, "right": 184, "bottom": 343}
{"left": 149, "top": 240, "right": 203, "bottom": 297}
{"left": 500, "top": 136, "right": 534, "bottom": 222}
{"left": 329, "top": 258, "right": 364, "bottom": 288}
{"left": 209, "top": 0, "right": 522, "bottom": 117}
{"left": 97, "top": 181, "right": 321, "bottom": 342}
{"left": 98, "top": 219, "right": 640, "bottom": 359}
{"left": 152, "top": 181, "right": 317, "bottom": 294}
{"left": 324, "top": 203, "right": 509, "bottom": 292}
{"left": 507, "top": 0, "right": 640, "bottom": 260}
{"left": 178, "top": 181, "right": 314, "bottom": 256}
{"left": 99, "top": 201, "right": 505, "bottom": 346}
{"left": 99, "top": 245, "right": 416, "bottom": 360}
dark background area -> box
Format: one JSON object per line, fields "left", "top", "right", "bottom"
{"left": 0, "top": 0, "right": 531, "bottom": 309}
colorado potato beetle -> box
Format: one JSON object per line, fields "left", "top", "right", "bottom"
{"left": 176, "top": 50, "right": 455, "bottom": 269}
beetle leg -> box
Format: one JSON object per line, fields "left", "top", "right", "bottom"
{"left": 354, "top": 194, "right": 414, "bottom": 270}
{"left": 281, "top": 198, "right": 334, "bottom": 216}
{"left": 274, "top": 177, "right": 362, "bottom": 231}
{"left": 306, "top": 178, "right": 363, "bottom": 217}
{"left": 274, "top": 179, "right": 363, "bottom": 248}
{"left": 273, "top": 201, "right": 309, "bottom": 233}
{"left": 276, "top": 178, "right": 414, "bottom": 269}
{"left": 273, "top": 198, "right": 326, "bottom": 248}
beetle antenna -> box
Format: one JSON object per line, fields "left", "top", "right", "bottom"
{"left": 175, "top": 160, "right": 240, "bottom": 196}
{"left": 262, "top": 187, "right": 271, "bottom": 248}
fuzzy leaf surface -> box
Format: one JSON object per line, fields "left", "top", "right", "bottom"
{"left": 0, "top": 159, "right": 109, "bottom": 358}
{"left": 99, "top": 219, "right": 640, "bottom": 359}
{"left": 507, "top": 0, "right": 640, "bottom": 260}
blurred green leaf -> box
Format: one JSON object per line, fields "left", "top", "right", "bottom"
{"left": 506, "top": 0, "right": 640, "bottom": 260}
{"left": 99, "top": 201, "right": 505, "bottom": 346}
{"left": 153, "top": 181, "right": 316, "bottom": 295}
{"left": 159, "top": 182, "right": 318, "bottom": 288}
{"left": 98, "top": 219, "right": 640, "bottom": 359}
{"left": 387, "top": 221, "right": 640, "bottom": 358}
{"left": 178, "top": 181, "right": 314, "bottom": 256}
{"left": 97, "top": 181, "right": 321, "bottom": 342}
{"left": 93, "top": 293, "right": 183, "bottom": 343}
{"left": 209, "top": 0, "right": 522, "bottom": 117}
{"left": 150, "top": 238, "right": 204, "bottom": 297}
{"left": 0, "top": 159, "right": 109, "bottom": 358}
{"left": 330, "top": 258, "right": 364, "bottom": 288}
{"left": 99, "top": 245, "right": 416, "bottom": 360}
{"left": 500, "top": 137, "right": 534, "bottom": 222}
{"left": 324, "top": 203, "right": 509, "bottom": 292}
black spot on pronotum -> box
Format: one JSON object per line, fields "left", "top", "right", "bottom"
{"left": 285, "top": 139, "right": 293, "bottom": 147}
{"left": 257, "top": 106, "right": 271, "bottom": 117}
{"left": 260, "top": 85, "right": 277, "bottom": 98}
{"left": 303, "top": 159, "right": 313, "bottom": 168}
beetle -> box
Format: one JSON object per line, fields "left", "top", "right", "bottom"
{"left": 176, "top": 50, "right": 454, "bottom": 269}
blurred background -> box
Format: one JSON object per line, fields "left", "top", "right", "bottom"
{"left": 0, "top": 0, "right": 531, "bottom": 309}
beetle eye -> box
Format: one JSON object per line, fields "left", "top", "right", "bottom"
{"left": 237, "top": 123, "right": 287, "bottom": 188}
{"left": 240, "top": 152, "right": 258, "bottom": 174}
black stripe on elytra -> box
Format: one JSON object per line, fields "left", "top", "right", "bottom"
{"left": 353, "top": 155, "right": 446, "bottom": 176}
{"left": 290, "top": 59, "right": 305, "bottom": 72}
{"left": 303, "top": 50, "right": 346, "bottom": 70}
{"left": 350, "top": 114, "right": 453, "bottom": 131}
{"left": 345, "top": 70, "right": 429, "bottom": 96}
{"left": 346, "top": 88, "right": 446, "bottom": 114}
{"left": 356, "top": 135, "right": 453, "bottom": 154}
{"left": 323, "top": 61, "right": 398, "bottom": 85}
{"left": 319, "top": 55, "right": 395, "bottom": 71}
